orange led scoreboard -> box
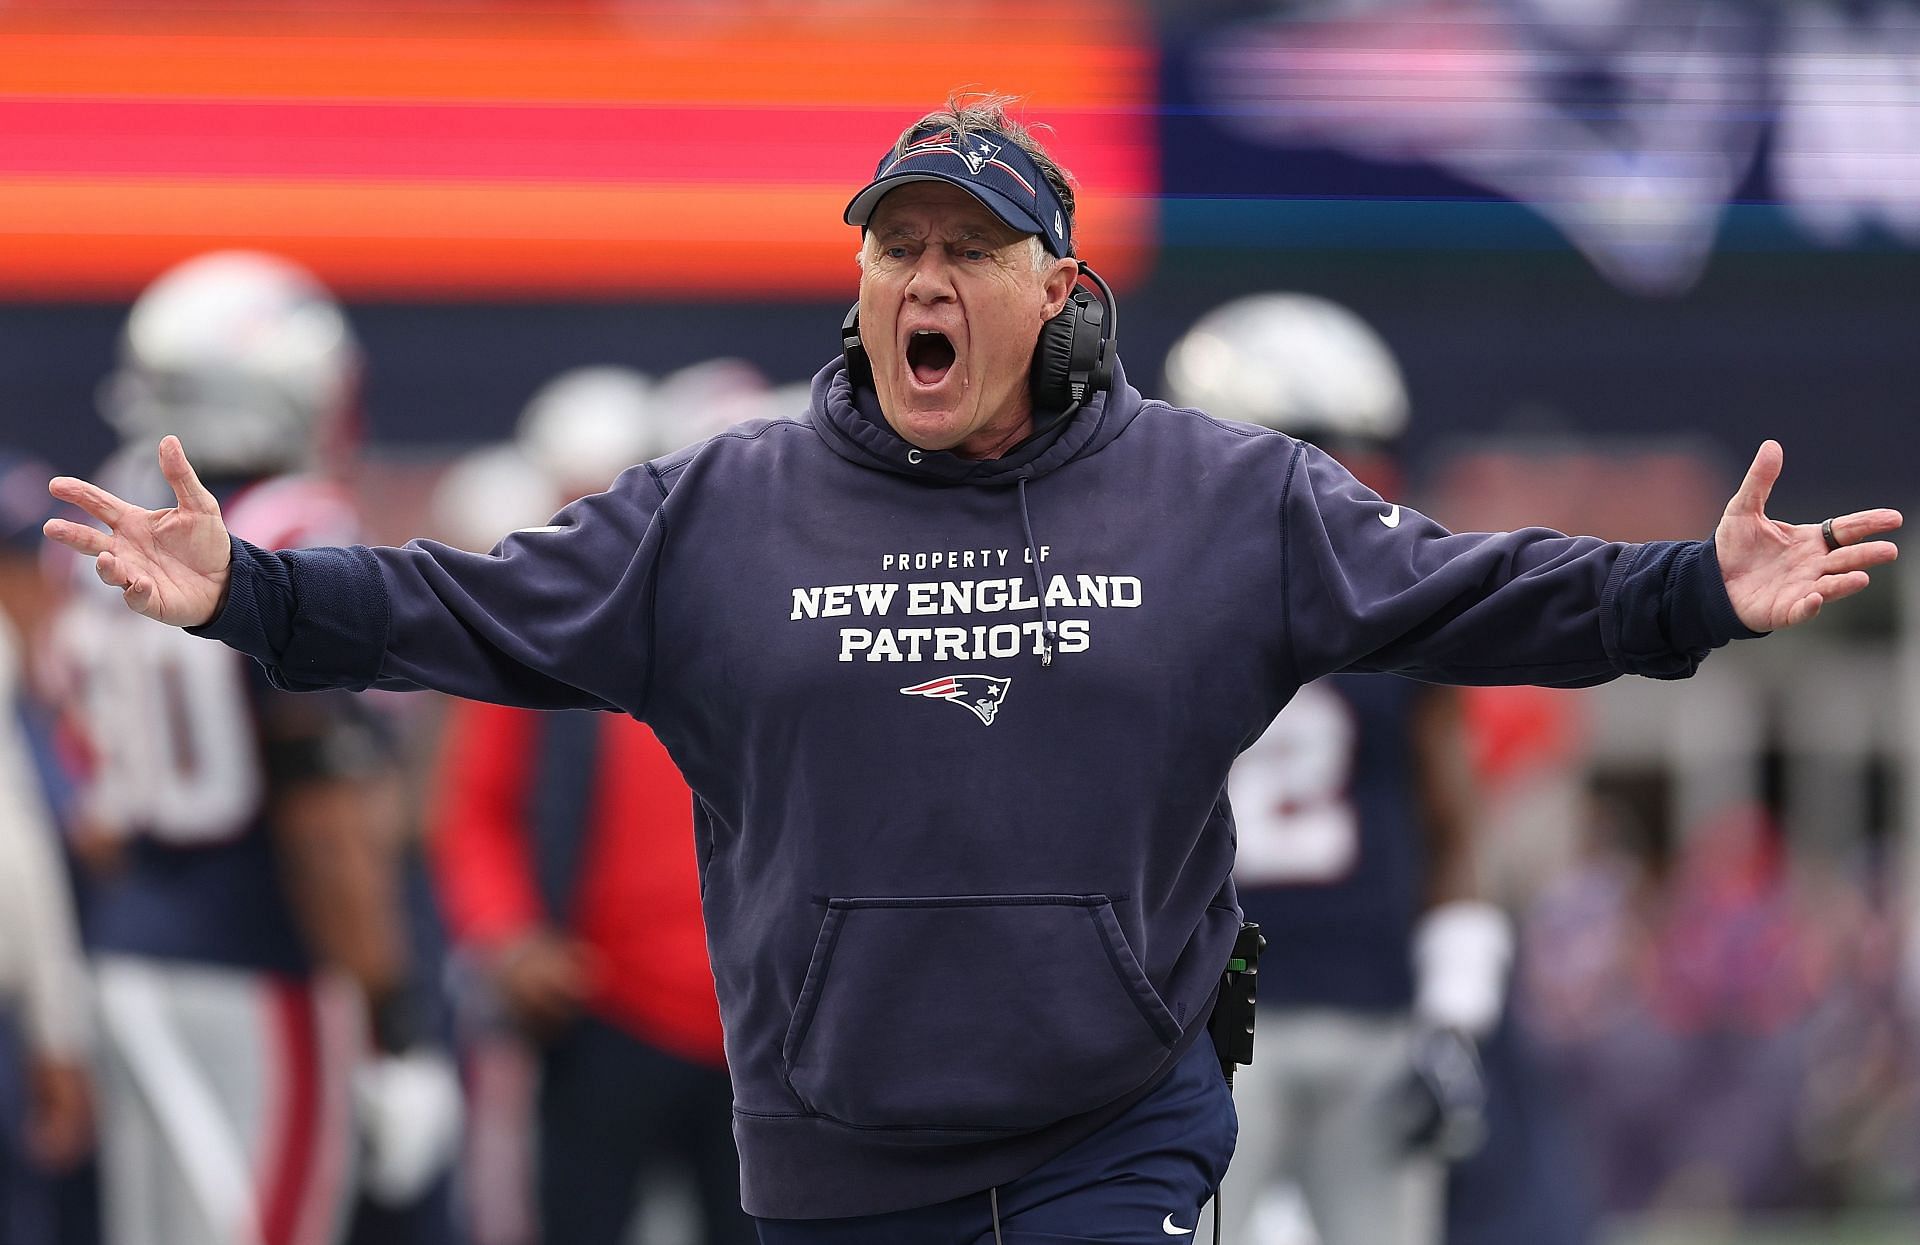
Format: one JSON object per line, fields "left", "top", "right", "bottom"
{"left": 0, "top": 2, "right": 1156, "bottom": 298}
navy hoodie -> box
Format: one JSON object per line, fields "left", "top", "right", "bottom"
{"left": 194, "top": 355, "right": 1752, "bottom": 1218}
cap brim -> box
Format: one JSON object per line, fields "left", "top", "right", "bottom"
{"left": 844, "top": 172, "right": 1052, "bottom": 248}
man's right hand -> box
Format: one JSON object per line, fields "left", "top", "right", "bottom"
{"left": 493, "top": 929, "right": 597, "bottom": 1039}
{"left": 45, "top": 435, "right": 232, "bottom": 628}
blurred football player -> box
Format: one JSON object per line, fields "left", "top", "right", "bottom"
{"left": 0, "top": 452, "right": 93, "bottom": 1245}
{"left": 1169, "top": 294, "right": 1513, "bottom": 1245}
{"left": 429, "top": 364, "right": 756, "bottom": 1245}
{"left": 52, "top": 252, "right": 458, "bottom": 1245}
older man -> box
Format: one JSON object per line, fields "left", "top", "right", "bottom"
{"left": 45, "top": 95, "right": 1900, "bottom": 1243}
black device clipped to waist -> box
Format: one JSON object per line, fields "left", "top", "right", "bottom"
{"left": 1203, "top": 922, "right": 1264, "bottom": 1245}
{"left": 1209, "top": 921, "right": 1264, "bottom": 1078}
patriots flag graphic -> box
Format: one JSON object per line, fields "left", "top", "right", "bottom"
{"left": 899, "top": 675, "right": 1012, "bottom": 726}
{"left": 960, "top": 134, "right": 1002, "bottom": 175}
{"left": 890, "top": 128, "right": 1038, "bottom": 200}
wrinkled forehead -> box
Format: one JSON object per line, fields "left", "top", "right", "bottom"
{"left": 865, "top": 182, "right": 1034, "bottom": 247}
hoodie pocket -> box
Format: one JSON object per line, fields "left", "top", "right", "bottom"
{"left": 780, "top": 894, "right": 1181, "bottom": 1132}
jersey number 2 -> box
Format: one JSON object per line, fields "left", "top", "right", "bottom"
{"left": 1229, "top": 682, "right": 1361, "bottom": 885}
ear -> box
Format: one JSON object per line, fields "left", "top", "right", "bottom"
{"left": 1040, "top": 257, "right": 1079, "bottom": 319}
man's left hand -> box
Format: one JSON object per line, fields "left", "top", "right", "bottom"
{"left": 1717, "top": 440, "right": 1901, "bottom": 632}
{"left": 1396, "top": 1026, "right": 1487, "bottom": 1162}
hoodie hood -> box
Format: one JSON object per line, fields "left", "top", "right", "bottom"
{"left": 807, "top": 353, "right": 1143, "bottom": 485}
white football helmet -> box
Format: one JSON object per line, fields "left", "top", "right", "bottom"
{"left": 514, "top": 366, "right": 664, "bottom": 498}
{"left": 652, "top": 357, "right": 771, "bottom": 448}
{"left": 751, "top": 380, "right": 815, "bottom": 426}
{"left": 1163, "top": 292, "right": 1409, "bottom": 444}
{"left": 100, "top": 251, "right": 360, "bottom": 476}
{"left": 428, "top": 444, "right": 563, "bottom": 554}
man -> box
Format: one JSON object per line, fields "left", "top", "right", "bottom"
{"left": 1165, "top": 294, "right": 1505, "bottom": 1245}
{"left": 48, "top": 251, "right": 457, "bottom": 1245}
{"left": 429, "top": 366, "right": 753, "bottom": 1245}
{"left": 43, "top": 96, "right": 1900, "bottom": 1241}
{"left": 0, "top": 453, "right": 92, "bottom": 1245}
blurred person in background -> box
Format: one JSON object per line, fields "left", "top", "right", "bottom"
{"left": 47, "top": 252, "right": 459, "bottom": 1245}
{"left": 42, "top": 95, "right": 1904, "bottom": 1239}
{"left": 429, "top": 364, "right": 755, "bottom": 1245}
{"left": 1521, "top": 786, "right": 1919, "bottom": 1220}
{"left": 1167, "top": 295, "right": 1506, "bottom": 1245}
{"left": 0, "top": 453, "right": 93, "bottom": 1245}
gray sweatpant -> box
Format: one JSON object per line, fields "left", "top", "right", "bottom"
{"left": 1199, "top": 1009, "right": 1442, "bottom": 1245}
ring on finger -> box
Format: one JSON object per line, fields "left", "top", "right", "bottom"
{"left": 1821, "top": 517, "right": 1842, "bottom": 552}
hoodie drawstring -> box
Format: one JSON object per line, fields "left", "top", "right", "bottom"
{"left": 990, "top": 1186, "right": 1006, "bottom": 1243}
{"left": 1014, "top": 474, "right": 1055, "bottom": 667}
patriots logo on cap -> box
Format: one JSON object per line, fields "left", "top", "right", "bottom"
{"left": 961, "top": 134, "right": 1002, "bottom": 176}
{"left": 890, "top": 129, "right": 1037, "bottom": 200}
{"left": 899, "top": 674, "right": 1012, "bottom": 726}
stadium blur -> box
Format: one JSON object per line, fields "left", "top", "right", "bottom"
{"left": 2, "top": 1, "right": 1918, "bottom": 1243}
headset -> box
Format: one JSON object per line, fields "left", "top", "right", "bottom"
{"left": 840, "top": 262, "right": 1118, "bottom": 418}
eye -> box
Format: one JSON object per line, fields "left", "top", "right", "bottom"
{"left": 883, "top": 245, "right": 911, "bottom": 260}
{"left": 959, "top": 247, "right": 990, "bottom": 262}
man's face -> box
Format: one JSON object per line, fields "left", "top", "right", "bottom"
{"left": 858, "top": 182, "right": 1078, "bottom": 459}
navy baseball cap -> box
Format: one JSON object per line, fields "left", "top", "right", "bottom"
{"left": 844, "top": 125, "right": 1075, "bottom": 258}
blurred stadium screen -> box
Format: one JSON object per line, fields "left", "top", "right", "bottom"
{"left": 0, "top": 0, "right": 1157, "bottom": 298}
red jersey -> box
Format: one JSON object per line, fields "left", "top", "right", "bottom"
{"left": 429, "top": 701, "right": 725, "bottom": 1067}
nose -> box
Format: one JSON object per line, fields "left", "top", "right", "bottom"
{"left": 904, "top": 251, "right": 956, "bottom": 304}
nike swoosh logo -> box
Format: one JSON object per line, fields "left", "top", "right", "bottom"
{"left": 1379, "top": 505, "right": 1401, "bottom": 528}
{"left": 1162, "top": 1214, "right": 1195, "bottom": 1236}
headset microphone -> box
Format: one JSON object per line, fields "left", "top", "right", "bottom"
{"left": 841, "top": 261, "right": 1118, "bottom": 419}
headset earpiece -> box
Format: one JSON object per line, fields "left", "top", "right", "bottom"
{"left": 841, "top": 302, "right": 871, "bottom": 388}
{"left": 1030, "top": 280, "right": 1111, "bottom": 412}
{"left": 1031, "top": 263, "right": 1116, "bottom": 414}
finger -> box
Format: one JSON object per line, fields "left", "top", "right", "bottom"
{"left": 159, "top": 435, "right": 219, "bottom": 515}
{"left": 94, "top": 551, "right": 130, "bottom": 589}
{"left": 1724, "top": 440, "right": 1783, "bottom": 519}
{"left": 1815, "top": 570, "right": 1872, "bottom": 604}
{"left": 1785, "top": 591, "right": 1823, "bottom": 628}
{"left": 1821, "top": 539, "right": 1899, "bottom": 573}
{"left": 48, "top": 476, "right": 132, "bottom": 528}
{"left": 122, "top": 576, "right": 155, "bottom": 614}
{"left": 42, "top": 517, "right": 111, "bottom": 557}
{"left": 1826, "top": 508, "right": 1904, "bottom": 547}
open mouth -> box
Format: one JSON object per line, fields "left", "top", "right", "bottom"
{"left": 907, "top": 330, "right": 957, "bottom": 386}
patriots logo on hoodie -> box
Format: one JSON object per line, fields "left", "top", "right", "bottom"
{"left": 899, "top": 675, "right": 1012, "bottom": 726}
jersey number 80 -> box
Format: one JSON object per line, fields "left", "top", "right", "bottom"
{"left": 58, "top": 604, "right": 264, "bottom": 846}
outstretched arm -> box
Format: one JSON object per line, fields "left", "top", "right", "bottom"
{"left": 44, "top": 435, "right": 231, "bottom": 628}
{"left": 48, "top": 435, "right": 671, "bottom": 715}
{"left": 1716, "top": 440, "right": 1901, "bottom": 631}
{"left": 1279, "top": 436, "right": 1902, "bottom": 688}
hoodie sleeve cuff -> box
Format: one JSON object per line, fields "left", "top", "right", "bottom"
{"left": 185, "top": 535, "right": 292, "bottom": 667}
{"left": 1679, "top": 539, "right": 1768, "bottom": 649}
{"left": 186, "top": 535, "right": 389, "bottom": 690}
{"left": 1602, "top": 539, "right": 1764, "bottom": 681}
